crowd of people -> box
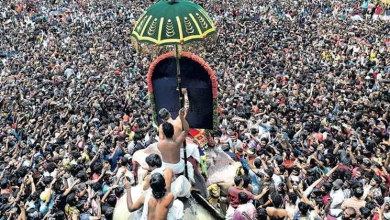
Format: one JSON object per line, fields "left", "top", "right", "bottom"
{"left": 0, "top": 0, "right": 390, "bottom": 219}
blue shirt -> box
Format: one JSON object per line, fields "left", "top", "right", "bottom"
{"left": 105, "top": 149, "right": 123, "bottom": 171}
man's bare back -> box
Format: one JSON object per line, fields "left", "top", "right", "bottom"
{"left": 158, "top": 108, "right": 189, "bottom": 164}
{"left": 124, "top": 173, "right": 175, "bottom": 220}
{"left": 159, "top": 117, "right": 184, "bottom": 143}
{"left": 147, "top": 193, "right": 174, "bottom": 220}
{"left": 158, "top": 139, "right": 182, "bottom": 164}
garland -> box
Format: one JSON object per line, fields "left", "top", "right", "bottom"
{"left": 147, "top": 52, "right": 219, "bottom": 132}
{"left": 148, "top": 92, "right": 158, "bottom": 129}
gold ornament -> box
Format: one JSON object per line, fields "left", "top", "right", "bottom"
{"left": 147, "top": 18, "right": 158, "bottom": 36}
{"left": 196, "top": 13, "right": 208, "bottom": 29}
{"left": 184, "top": 17, "right": 194, "bottom": 34}
{"left": 166, "top": 19, "right": 175, "bottom": 38}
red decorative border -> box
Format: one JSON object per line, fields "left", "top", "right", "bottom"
{"left": 147, "top": 52, "right": 218, "bottom": 99}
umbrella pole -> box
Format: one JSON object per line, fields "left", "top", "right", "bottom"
{"left": 176, "top": 44, "right": 189, "bottom": 180}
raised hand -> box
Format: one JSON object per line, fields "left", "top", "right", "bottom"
{"left": 123, "top": 177, "right": 131, "bottom": 189}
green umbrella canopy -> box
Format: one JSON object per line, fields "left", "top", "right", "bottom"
{"left": 132, "top": 0, "right": 216, "bottom": 46}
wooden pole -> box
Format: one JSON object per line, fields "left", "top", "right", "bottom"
{"left": 175, "top": 44, "right": 189, "bottom": 179}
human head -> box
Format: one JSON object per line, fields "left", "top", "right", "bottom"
{"left": 238, "top": 192, "right": 249, "bottom": 204}
{"left": 370, "top": 176, "right": 382, "bottom": 186}
{"left": 150, "top": 173, "right": 166, "bottom": 200}
{"left": 353, "top": 187, "right": 364, "bottom": 199}
{"left": 287, "top": 192, "right": 298, "bottom": 204}
{"left": 270, "top": 193, "right": 283, "bottom": 208}
{"left": 343, "top": 207, "right": 357, "bottom": 220}
{"left": 158, "top": 108, "right": 171, "bottom": 121}
{"left": 145, "top": 154, "right": 162, "bottom": 170}
{"left": 298, "top": 202, "right": 310, "bottom": 216}
{"left": 359, "top": 207, "right": 371, "bottom": 219}
{"left": 321, "top": 182, "right": 332, "bottom": 193}
{"left": 332, "top": 179, "right": 343, "bottom": 190}
{"left": 264, "top": 169, "right": 274, "bottom": 181}
{"left": 242, "top": 175, "right": 251, "bottom": 188}
{"left": 257, "top": 208, "right": 268, "bottom": 220}
{"left": 162, "top": 122, "right": 174, "bottom": 139}
{"left": 234, "top": 176, "right": 243, "bottom": 187}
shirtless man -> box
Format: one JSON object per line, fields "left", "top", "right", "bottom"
{"left": 157, "top": 108, "right": 194, "bottom": 182}
{"left": 143, "top": 154, "right": 191, "bottom": 198}
{"left": 124, "top": 173, "right": 183, "bottom": 220}
{"left": 158, "top": 108, "right": 189, "bottom": 164}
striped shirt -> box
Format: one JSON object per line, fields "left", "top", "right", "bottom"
{"left": 228, "top": 186, "right": 253, "bottom": 209}
{"left": 341, "top": 198, "right": 366, "bottom": 213}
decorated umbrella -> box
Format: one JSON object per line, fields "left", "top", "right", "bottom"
{"left": 131, "top": 0, "right": 216, "bottom": 178}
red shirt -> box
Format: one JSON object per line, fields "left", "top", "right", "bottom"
{"left": 322, "top": 193, "right": 331, "bottom": 206}
{"left": 228, "top": 186, "right": 253, "bottom": 208}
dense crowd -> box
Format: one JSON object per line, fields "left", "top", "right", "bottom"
{"left": 0, "top": 0, "right": 390, "bottom": 219}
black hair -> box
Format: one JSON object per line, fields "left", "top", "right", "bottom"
{"left": 265, "top": 169, "right": 274, "bottom": 178}
{"left": 374, "top": 195, "right": 384, "bottom": 207}
{"left": 66, "top": 193, "right": 77, "bottom": 206}
{"left": 298, "top": 202, "right": 310, "bottom": 215}
{"left": 257, "top": 208, "right": 268, "bottom": 220}
{"left": 288, "top": 192, "right": 298, "bottom": 204}
{"left": 311, "top": 188, "right": 323, "bottom": 197}
{"left": 242, "top": 175, "right": 251, "bottom": 188}
{"left": 353, "top": 187, "right": 364, "bottom": 199}
{"left": 359, "top": 207, "right": 371, "bottom": 218}
{"left": 92, "top": 162, "right": 103, "bottom": 174}
{"left": 254, "top": 158, "right": 261, "bottom": 169}
{"left": 271, "top": 193, "right": 283, "bottom": 208}
{"left": 104, "top": 206, "right": 115, "bottom": 220}
{"left": 145, "top": 154, "right": 162, "bottom": 168}
{"left": 238, "top": 192, "right": 249, "bottom": 204}
{"left": 76, "top": 170, "right": 88, "bottom": 182}
{"left": 365, "top": 201, "right": 377, "bottom": 210}
{"left": 0, "top": 179, "right": 8, "bottom": 189}
{"left": 121, "top": 157, "right": 128, "bottom": 166}
{"left": 234, "top": 176, "right": 243, "bottom": 186}
{"left": 278, "top": 165, "right": 285, "bottom": 174}
{"left": 373, "top": 175, "right": 382, "bottom": 185}
{"left": 162, "top": 122, "right": 174, "bottom": 139}
{"left": 323, "top": 182, "right": 332, "bottom": 192}
{"left": 107, "top": 194, "right": 117, "bottom": 207}
{"left": 43, "top": 176, "right": 54, "bottom": 185}
{"left": 150, "top": 173, "right": 166, "bottom": 200}
{"left": 114, "top": 187, "right": 125, "bottom": 198}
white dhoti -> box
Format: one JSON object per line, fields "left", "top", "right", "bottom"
{"left": 163, "top": 159, "right": 195, "bottom": 183}
{"left": 171, "top": 175, "right": 191, "bottom": 198}
{"left": 151, "top": 166, "right": 191, "bottom": 199}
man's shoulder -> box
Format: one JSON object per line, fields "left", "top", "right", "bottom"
{"left": 163, "top": 193, "right": 175, "bottom": 205}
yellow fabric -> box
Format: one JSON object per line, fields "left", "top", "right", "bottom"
{"left": 208, "top": 184, "right": 220, "bottom": 205}
{"left": 81, "top": 152, "right": 90, "bottom": 162}
{"left": 370, "top": 51, "right": 376, "bottom": 61}
{"left": 125, "top": 130, "right": 135, "bottom": 141}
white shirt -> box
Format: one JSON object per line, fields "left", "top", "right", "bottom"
{"left": 330, "top": 189, "right": 345, "bottom": 209}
